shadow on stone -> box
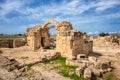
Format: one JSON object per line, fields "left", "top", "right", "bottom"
{"left": 89, "top": 52, "right": 102, "bottom": 58}
{"left": 0, "top": 50, "right": 2, "bottom": 54}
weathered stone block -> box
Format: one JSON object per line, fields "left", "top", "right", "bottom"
{"left": 84, "top": 68, "right": 92, "bottom": 80}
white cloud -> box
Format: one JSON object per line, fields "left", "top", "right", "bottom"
{"left": 0, "top": 0, "right": 120, "bottom": 22}
{"left": 87, "top": 32, "right": 93, "bottom": 35}
{"left": 0, "top": 0, "right": 24, "bottom": 16}
{"left": 109, "top": 31, "right": 120, "bottom": 34}
{"left": 0, "top": 0, "right": 120, "bottom": 34}
{"left": 95, "top": 0, "right": 120, "bottom": 11}
{"left": 87, "top": 31, "right": 99, "bottom": 35}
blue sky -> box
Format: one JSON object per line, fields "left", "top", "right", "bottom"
{"left": 0, "top": 0, "right": 120, "bottom": 35}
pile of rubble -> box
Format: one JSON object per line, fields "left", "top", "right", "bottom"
{"left": 0, "top": 54, "right": 46, "bottom": 80}
{"left": 0, "top": 50, "right": 65, "bottom": 80}
{"left": 0, "top": 54, "right": 26, "bottom": 80}
{"left": 66, "top": 54, "right": 112, "bottom": 79}
{"left": 39, "top": 50, "right": 61, "bottom": 62}
{"left": 90, "top": 35, "right": 120, "bottom": 47}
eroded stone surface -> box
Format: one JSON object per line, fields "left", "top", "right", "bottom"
{"left": 90, "top": 35, "right": 120, "bottom": 47}
{"left": 26, "top": 20, "right": 93, "bottom": 58}
{"left": 84, "top": 67, "right": 92, "bottom": 80}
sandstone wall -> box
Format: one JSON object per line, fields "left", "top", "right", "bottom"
{"left": 26, "top": 20, "right": 93, "bottom": 58}
{"left": 13, "top": 39, "right": 26, "bottom": 47}
{"left": 83, "top": 40, "right": 93, "bottom": 55}
{"left": 90, "top": 35, "right": 120, "bottom": 47}
{"left": 0, "top": 39, "right": 26, "bottom": 48}
{"left": 26, "top": 26, "right": 50, "bottom": 50}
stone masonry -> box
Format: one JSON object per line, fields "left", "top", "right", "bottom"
{"left": 26, "top": 20, "right": 93, "bottom": 58}
{"left": 90, "top": 35, "right": 120, "bottom": 47}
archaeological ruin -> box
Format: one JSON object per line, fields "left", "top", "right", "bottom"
{"left": 1, "top": 20, "right": 119, "bottom": 80}
{"left": 26, "top": 20, "right": 93, "bottom": 58}
{"left": 90, "top": 35, "right": 120, "bottom": 47}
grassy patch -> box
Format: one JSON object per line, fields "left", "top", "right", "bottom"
{"left": 20, "top": 56, "right": 29, "bottom": 60}
{"left": 27, "top": 63, "right": 33, "bottom": 70}
{"left": 43, "top": 57, "right": 85, "bottom": 80}
{"left": 106, "top": 73, "right": 116, "bottom": 80}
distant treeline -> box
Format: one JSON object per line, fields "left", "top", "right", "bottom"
{"left": 99, "top": 32, "right": 109, "bottom": 37}
{"left": 0, "top": 33, "right": 26, "bottom": 38}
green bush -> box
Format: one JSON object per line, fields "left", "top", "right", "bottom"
{"left": 106, "top": 73, "right": 117, "bottom": 80}
{"left": 20, "top": 56, "right": 29, "bottom": 60}
{"left": 99, "top": 32, "right": 109, "bottom": 37}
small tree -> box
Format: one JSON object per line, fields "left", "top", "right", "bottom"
{"left": 17, "top": 34, "right": 22, "bottom": 36}
{"left": 99, "top": 32, "right": 109, "bottom": 37}
{"left": 0, "top": 34, "right": 4, "bottom": 36}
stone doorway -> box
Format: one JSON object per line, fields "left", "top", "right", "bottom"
{"left": 49, "top": 28, "right": 56, "bottom": 49}
{"left": 8, "top": 40, "right": 13, "bottom": 48}
{"left": 41, "top": 37, "right": 45, "bottom": 47}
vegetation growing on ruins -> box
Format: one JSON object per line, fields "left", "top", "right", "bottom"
{"left": 27, "top": 63, "right": 33, "bottom": 70}
{"left": 20, "top": 56, "right": 29, "bottom": 60}
{"left": 44, "top": 57, "right": 85, "bottom": 80}
{"left": 105, "top": 73, "right": 117, "bottom": 80}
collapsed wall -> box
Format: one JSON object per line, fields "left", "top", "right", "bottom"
{"left": 0, "top": 38, "right": 26, "bottom": 48}
{"left": 90, "top": 35, "right": 120, "bottom": 47}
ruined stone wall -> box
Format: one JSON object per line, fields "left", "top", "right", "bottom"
{"left": 56, "top": 31, "right": 73, "bottom": 57}
{"left": 26, "top": 20, "right": 93, "bottom": 58}
{"left": 83, "top": 40, "right": 93, "bottom": 55}
{"left": 56, "top": 30, "right": 86, "bottom": 58}
{"left": 26, "top": 26, "right": 50, "bottom": 50}
{"left": 0, "top": 39, "right": 26, "bottom": 48}
{"left": 90, "top": 35, "right": 120, "bottom": 47}
{"left": 70, "top": 31, "right": 84, "bottom": 56}
{"left": 27, "top": 35, "right": 35, "bottom": 50}
{"left": 0, "top": 39, "right": 13, "bottom": 48}
{"left": 13, "top": 39, "right": 26, "bottom": 47}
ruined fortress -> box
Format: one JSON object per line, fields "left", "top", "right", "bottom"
{"left": 26, "top": 20, "right": 93, "bottom": 58}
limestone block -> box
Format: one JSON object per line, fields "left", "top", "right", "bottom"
{"left": 84, "top": 68, "right": 92, "bottom": 80}
{"left": 75, "top": 66, "right": 85, "bottom": 77}
{"left": 88, "top": 56, "right": 97, "bottom": 63}
{"left": 94, "top": 59, "right": 111, "bottom": 69}
{"left": 92, "top": 68, "right": 102, "bottom": 77}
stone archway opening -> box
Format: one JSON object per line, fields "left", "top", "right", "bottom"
{"left": 48, "top": 27, "right": 56, "bottom": 49}
{"left": 42, "top": 20, "right": 59, "bottom": 49}
{"left": 41, "top": 37, "right": 45, "bottom": 47}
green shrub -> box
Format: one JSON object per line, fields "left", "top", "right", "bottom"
{"left": 20, "top": 56, "right": 29, "bottom": 60}
{"left": 27, "top": 63, "right": 33, "bottom": 70}
{"left": 99, "top": 32, "right": 109, "bottom": 37}
{"left": 106, "top": 73, "right": 116, "bottom": 80}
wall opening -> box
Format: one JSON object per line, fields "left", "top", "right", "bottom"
{"left": 41, "top": 37, "right": 45, "bottom": 47}
{"left": 8, "top": 40, "right": 13, "bottom": 48}
{"left": 49, "top": 27, "right": 56, "bottom": 49}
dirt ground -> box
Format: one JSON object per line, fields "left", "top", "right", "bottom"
{"left": 0, "top": 46, "right": 120, "bottom": 79}
{"left": 0, "top": 46, "right": 71, "bottom": 80}
{"left": 93, "top": 46, "right": 120, "bottom": 79}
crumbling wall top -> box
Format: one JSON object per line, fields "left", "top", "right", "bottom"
{"left": 56, "top": 21, "right": 73, "bottom": 31}
{"left": 26, "top": 25, "right": 41, "bottom": 36}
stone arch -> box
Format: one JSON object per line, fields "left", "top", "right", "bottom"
{"left": 42, "top": 20, "right": 59, "bottom": 29}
